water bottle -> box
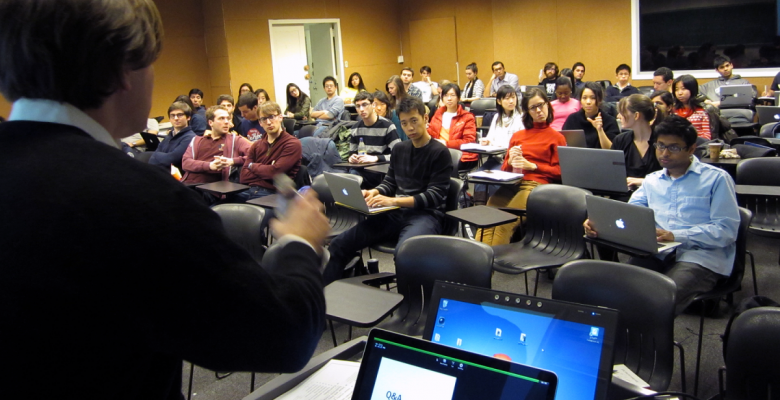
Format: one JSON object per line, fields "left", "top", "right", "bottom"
{"left": 358, "top": 138, "right": 367, "bottom": 156}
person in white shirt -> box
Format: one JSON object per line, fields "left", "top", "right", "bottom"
{"left": 413, "top": 66, "right": 439, "bottom": 103}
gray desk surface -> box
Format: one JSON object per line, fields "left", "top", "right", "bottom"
{"left": 364, "top": 164, "right": 389, "bottom": 175}
{"left": 736, "top": 184, "right": 780, "bottom": 196}
{"left": 246, "top": 193, "right": 280, "bottom": 208}
{"left": 325, "top": 281, "right": 403, "bottom": 326}
{"left": 446, "top": 205, "right": 517, "bottom": 229}
{"left": 332, "top": 160, "right": 390, "bottom": 169}
{"left": 195, "top": 181, "right": 250, "bottom": 195}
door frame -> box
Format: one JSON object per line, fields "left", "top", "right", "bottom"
{"left": 268, "top": 19, "right": 345, "bottom": 101}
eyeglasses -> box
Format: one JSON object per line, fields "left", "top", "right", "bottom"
{"left": 170, "top": 113, "right": 186, "bottom": 119}
{"left": 653, "top": 143, "right": 687, "bottom": 153}
{"left": 528, "top": 102, "right": 547, "bottom": 112}
{"left": 355, "top": 102, "right": 372, "bottom": 109}
{"left": 259, "top": 114, "right": 279, "bottom": 123}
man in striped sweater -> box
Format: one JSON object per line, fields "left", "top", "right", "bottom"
{"left": 323, "top": 96, "right": 452, "bottom": 284}
{"left": 347, "top": 91, "right": 400, "bottom": 187}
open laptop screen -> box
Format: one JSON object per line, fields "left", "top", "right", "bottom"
{"left": 424, "top": 282, "right": 617, "bottom": 400}
{"left": 353, "top": 328, "right": 557, "bottom": 400}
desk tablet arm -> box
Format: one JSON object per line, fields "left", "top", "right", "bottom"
{"left": 497, "top": 207, "right": 526, "bottom": 217}
{"left": 243, "top": 336, "right": 367, "bottom": 400}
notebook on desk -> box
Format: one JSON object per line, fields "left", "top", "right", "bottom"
{"left": 558, "top": 147, "right": 628, "bottom": 193}
{"left": 423, "top": 282, "right": 617, "bottom": 400}
{"left": 586, "top": 195, "right": 681, "bottom": 254}
{"left": 324, "top": 172, "right": 399, "bottom": 215}
{"left": 352, "top": 328, "right": 558, "bottom": 400}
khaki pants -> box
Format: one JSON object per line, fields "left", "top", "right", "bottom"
{"left": 478, "top": 180, "right": 540, "bottom": 246}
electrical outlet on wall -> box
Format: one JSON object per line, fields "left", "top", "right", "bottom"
{"left": 344, "top": 61, "right": 348, "bottom": 68}
{"left": 398, "top": 56, "right": 404, "bottom": 63}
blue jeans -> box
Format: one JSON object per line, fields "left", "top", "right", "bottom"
{"left": 322, "top": 208, "right": 444, "bottom": 284}
{"left": 233, "top": 186, "right": 276, "bottom": 202}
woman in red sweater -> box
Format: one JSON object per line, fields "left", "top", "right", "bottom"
{"left": 480, "top": 87, "right": 566, "bottom": 246}
{"left": 428, "top": 83, "right": 478, "bottom": 170}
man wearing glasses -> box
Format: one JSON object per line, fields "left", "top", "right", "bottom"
{"left": 486, "top": 61, "right": 520, "bottom": 98}
{"left": 347, "top": 91, "right": 400, "bottom": 187}
{"left": 149, "top": 101, "right": 197, "bottom": 172}
{"left": 585, "top": 116, "right": 739, "bottom": 315}
{"left": 237, "top": 101, "right": 302, "bottom": 201}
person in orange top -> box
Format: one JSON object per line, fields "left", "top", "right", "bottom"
{"left": 428, "top": 83, "right": 478, "bottom": 170}
{"left": 479, "top": 87, "right": 566, "bottom": 246}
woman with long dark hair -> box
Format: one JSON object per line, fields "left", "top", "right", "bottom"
{"left": 479, "top": 87, "right": 566, "bottom": 246}
{"left": 650, "top": 91, "right": 674, "bottom": 117}
{"left": 341, "top": 72, "right": 367, "bottom": 104}
{"left": 284, "top": 83, "right": 311, "bottom": 120}
{"left": 672, "top": 74, "right": 711, "bottom": 139}
{"left": 562, "top": 82, "right": 619, "bottom": 149}
{"left": 482, "top": 84, "right": 523, "bottom": 149}
{"left": 385, "top": 75, "right": 406, "bottom": 109}
{"left": 254, "top": 88, "right": 270, "bottom": 104}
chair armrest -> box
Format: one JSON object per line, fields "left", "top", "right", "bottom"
{"left": 340, "top": 272, "right": 397, "bottom": 288}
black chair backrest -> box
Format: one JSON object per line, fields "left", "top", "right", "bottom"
{"left": 442, "top": 178, "right": 464, "bottom": 236}
{"left": 393, "top": 235, "right": 493, "bottom": 335}
{"left": 282, "top": 118, "right": 295, "bottom": 135}
{"left": 469, "top": 98, "right": 496, "bottom": 117}
{"left": 725, "top": 306, "right": 780, "bottom": 399}
{"left": 736, "top": 157, "right": 780, "bottom": 186}
{"left": 553, "top": 260, "right": 677, "bottom": 391}
{"left": 759, "top": 122, "right": 780, "bottom": 138}
{"left": 294, "top": 164, "right": 311, "bottom": 189}
{"left": 211, "top": 204, "right": 268, "bottom": 264}
{"left": 298, "top": 125, "right": 317, "bottom": 139}
{"left": 448, "top": 148, "right": 462, "bottom": 177}
{"left": 523, "top": 184, "right": 590, "bottom": 258}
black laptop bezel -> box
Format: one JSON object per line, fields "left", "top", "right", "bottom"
{"left": 353, "top": 328, "right": 559, "bottom": 400}
{"left": 423, "top": 281, "right": 618, "bottom": 400}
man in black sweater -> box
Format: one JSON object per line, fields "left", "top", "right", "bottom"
{"left": 0, "top": 1, "right": 329, "bottom": 399}
{"left": 322, "top": 97, "right": 452, "bottom": 284}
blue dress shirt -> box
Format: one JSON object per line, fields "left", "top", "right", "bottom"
{"left": 629, "top": 156, "right": 740, "bottom": 276}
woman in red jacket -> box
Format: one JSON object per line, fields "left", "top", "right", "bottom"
{"left": 428, "top": 83, "right": 478, "bottom": 170}
{"left": 479, "top": 87, "right": 566, "bottom": 246}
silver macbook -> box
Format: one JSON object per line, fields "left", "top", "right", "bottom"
{"left": 558, "top": 147, "right": 628, "bottom": 193}
{"left": 586, "top": 195, "right": 681, "bottom": 254}
{"left": 756, "top": 106, "right": 780, "bottom": 125}
{"left": 720, "top": 85, "right": 754, "bottom": 108}
{"left": 560, "top": 129, "right": 587, "bottom": 148}
{"left": 323, "top": 172, "right": 398, "bottom": 214}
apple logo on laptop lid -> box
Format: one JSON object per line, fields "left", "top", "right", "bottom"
{"left": 616, "top": 219, "right": 625, "bottom": 229}
{"left": 342, "top": 188, "right": 349, "bottom": 196}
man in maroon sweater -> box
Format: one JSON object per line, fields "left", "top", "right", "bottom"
{"left": 237, "top": 101, "right": 302, "bottom": 201}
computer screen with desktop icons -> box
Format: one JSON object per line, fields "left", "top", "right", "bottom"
{"left": 424, "top": 282, "right": 618, "bottom": 400}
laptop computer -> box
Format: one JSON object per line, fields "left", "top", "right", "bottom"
{"left": 586, "top": 195, "right": 681, "bottom": 254}
{"left": 139, "top": 131, "right": 161, "bottom": 151}
{"left": 559, "top": 129, "right": 587, "bottom": 148}
{"left": 719, "top": 85, "right": 754, "bottom": 108}
{"left": 353, "top": 328, "right": 558, "bottom": 400}
{"left": 558, "top": 147, "right": 628, "bottom": 193}
{"left": 423, "top": 282, "right": 617, "bottom": 400}
{"left": 324, "top": 172, "right": 399, "bottom": 215}
{"left": 756, "top": 106, "right": 780, "bottom": 125}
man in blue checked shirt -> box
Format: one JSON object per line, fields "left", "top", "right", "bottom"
{"left": 586, "top": 115, "right": 739, "bottom": 315}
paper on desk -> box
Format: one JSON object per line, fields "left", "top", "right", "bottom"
{"left": 468, "top": 170, "right": 524, "bottom": 181}
{"left": 276, "top": 359, "right": 361, "bottom": 400}
{"left": 613, "top": 364, "right": 650, "bottom": 389}
{"left": 461, "top": 143, "right": 506, "bottom": 152}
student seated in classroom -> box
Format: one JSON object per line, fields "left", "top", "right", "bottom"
{"left": 550, "top": 77, "right": 581, "bottom": 131}
{"left": 585, "top": 116, "right": 739, "bottom": 315}
{"left": 428, "top": 83, "right": 479, "bottom": 171}
{"left": 478, "top": 88, "right": 566, "bottom": 246}
{"left": 562, "top": 82, "right": 620, "bottom": 149}
{"left": 605, "top": 64, "right": 640, "bottom": 102}
{"left": 673, "top": 75, "right": 711, "bottom": 140}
